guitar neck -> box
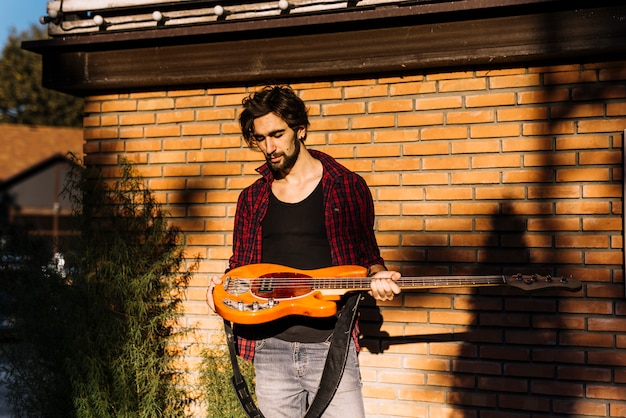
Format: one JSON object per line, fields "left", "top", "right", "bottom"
{"left": 314, "top": 275, "right": 506, "bottom": 295}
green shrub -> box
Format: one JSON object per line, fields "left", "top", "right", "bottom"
{"left": 200, "top": 348, "right": 257, "bottom": 418}
{"left": 1, "top": 158, "right": 197, "bottom": 417}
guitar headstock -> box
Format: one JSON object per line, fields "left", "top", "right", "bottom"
{"left": 505, "top": 274, "right": 582, "bottom": 292}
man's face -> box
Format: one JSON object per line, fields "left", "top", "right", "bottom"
{"left": 252, "top": 113, "right": 303, "bottom": 172}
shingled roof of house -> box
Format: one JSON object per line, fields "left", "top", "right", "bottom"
{"left": 0, "top": 124, "right": 84, "bottom": 183}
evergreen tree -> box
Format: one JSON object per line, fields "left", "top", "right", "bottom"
{"left": 0, "top": 25, "right": 83, "bottom": 127}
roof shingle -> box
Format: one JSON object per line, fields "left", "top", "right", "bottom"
{"left": 0, "top": 124, "right": 84, "bottom": 182}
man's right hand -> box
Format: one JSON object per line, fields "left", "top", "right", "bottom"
{"left": 206, "top": 276, "right": 223, "bottom": 313}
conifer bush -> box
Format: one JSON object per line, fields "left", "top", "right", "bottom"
{"left": 1, "top": 158, "right": 197, "bottom": 417}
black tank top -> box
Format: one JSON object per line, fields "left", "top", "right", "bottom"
{"left": 262, "top": 180, "right": 332, "bottom": 269}
{"left": 259, "top": 180, "right": 336, "bottom": 342}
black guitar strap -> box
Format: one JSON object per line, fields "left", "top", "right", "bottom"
{"left": 224, "top": 293, "right": 362, "bottom": 418}
{"left": 224, "top": 318, "right": 265, "bottom": 418}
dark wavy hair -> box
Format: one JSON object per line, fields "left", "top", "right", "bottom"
{"left": 239, "top": 85, "right": 310, "bottom": 147}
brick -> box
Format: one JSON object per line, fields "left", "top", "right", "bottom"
{"left": 447, "top": 109, "right": 494, "bottom": 124}
{"left": 466, "top": 92, "right": 516, "bottom": 107}
{"left": 556, "top": 201, "right": 610, "bottom": 215}
{"left": 582, "top": 217, "right": 623, "bottom": 231}
{"left": 447, "top": 390, "right": 497, "bottom": 408}
{"left": 555, "top": 235, "right": 609, "bottom": 249}
{"left": 573, "top": 84, "right": 626, "bottom": 101}
{"left": 351, "top": 114, "right": 395, "bottom": 129}
{"left": 578, "top": 118, "right": 626, "bottom": 133}
{"left": 403, "top": 141, "right": 449, "bottom": 156}
{"left": 452, "top": 139, "right": 500, "bottom": 154}
{"left": 375, "top": 157, "right": 421, "bottom": 171}
{"left": 137, "top": 98, "right": 175, "bottom": 111}
{"left": 475, "top": 186, "right": 525, "bottom": 199}
{"left": 551, "top": 103, "right": 604, "bottom": 118}
{"left": 397, "top": 112, "right": 444, "bottom": 127}
{"left": 588, "top": 350, "right": 626, "bottom": 367}
{"left": 586, "top": 384, "right": 626, "bottom": 401}
{"left": 579, "top": 150, "right": 622, "bottom": 165}
{"left": 556, "top": 167, "right": 610, "bottom": 182}
{"left": 450, "top": 202, "right": 499, "bottom": 214}
{"left": 421, "top": 126, "right": 468, "bottom": 140}
{"left": 415, "top": 96, "right": 463, "bottom": 110}
{"left": 561, "top": 331, "right": 615, "bottom": 348}
{"left": 453, "top": 359, "right": 501, "bottom": 375}
{"left": 439, "top": 77, "right": 487, "bottom": 92}
{"left": 425, "top": 187, "right": 472, "bottom": 200}
{"left": 374, "top": 129, "right": 420, "bottom": 142}
{"left": 524, "top": 151, "right": 576, "bottom": 167}
{"left": 450, "top": 171, "right": 500, "bottom": 184}
{"left": 163, "top": 138, "right": 202, "bottom": 151}
{"left": 144, "top": 125, "right": 181, "bottom": 138}
{"left": 322, "top": 101, "right": 365, "bottom": 116}
{"left": 368, "top": 99, "right": 413, "bottom": 113}
{"left": 502, "top": 137, "right": 553, "bottom": 152}
{"left": 378, "top": 187, "right": 426, "bottom": 201}
{"left": 518, "top": 88, "right": 570, "bottom": 104}
{"left": 556, "top": 135, "right": 610, "bottom": 150}
{"left": 522, "top": 120, "right": 575, "bottom": 135}
{"left": 163, "top": 165, "right": 201, "bottom": 177}
{"left": 125, "top": 139, "right": 162, "bottom": 152}
{"left": 379, "top": 402, "right": 427, "bottom": 417}
{"left": 470, "top": 124, "right": 521, "bottom": 138}
{"left": 343, "top": 85, "right": 388, "bottom": 99}
{"left": 102, "top": 100, "right": 138, "bottom": 112}
{"left": 450, "top": 233, "right": 498, "bottom": 247}
{"left": 389, "top": 80, "right": 436, "bottom": 96}
{"left": 504, "top": 362, "right": 556, "bottom": 379}
{"left": 497, "top": 106, "right": 548, "bottom": 121}
{"left": 527, "top": 185, "right": 580, "bottom": 199}
{"left": 588, "top": 317, "right": 626, "bottom": 332}
{"left": 553, "top": 399, "right": 608, "bottom": 416}
{"left": 502, "top": 169, "right": 553, "bottom": 183}
{"left": 490, "top": 73, "right": 541, "bottom": 88}
{"left": 422, "top": 156, "right": 470, "bottom": 170}
{"left": 401, "top": 203, "right": 448, "bottom": 216}
{"left": 477, "top": 376, "right": 527, "bottom": 392}
{"left": 326, "top": 131, "right": 370, "bottom": 146}
{"left": 427, "top": 372, "right": 475, "bottom": 388}
{"left": 119, "top": 113, "right": 155, "bottom": 125}
{"left": 195, "top": 108, "right": 236, "bottom": 121}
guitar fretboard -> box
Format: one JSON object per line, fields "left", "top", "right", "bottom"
{"left": 268, "top": 275, "right": 508, "bottom": 291}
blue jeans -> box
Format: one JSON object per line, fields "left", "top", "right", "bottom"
{"left": 253, "top": 337, "right": 365, "bottom": 418}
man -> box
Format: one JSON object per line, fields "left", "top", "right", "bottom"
{"left": 207, "top": 85, "right": 400, "bottom": 418}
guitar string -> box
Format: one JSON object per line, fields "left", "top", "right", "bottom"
{"left": 223, "top": 276, "right": 509, "bottom": 289}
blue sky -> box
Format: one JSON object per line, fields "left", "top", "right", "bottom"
{"left": 1, "top": 0, "right": 48, "bottom": 44}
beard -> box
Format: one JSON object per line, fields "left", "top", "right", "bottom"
{"left": 266, "top": 138, "right": 301, "bottom": 172}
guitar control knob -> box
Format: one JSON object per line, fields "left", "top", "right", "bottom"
{"left": 237, "top": 301, "right": 244, "bottom": 311}
{"left": 268, "top": 298, "right": 276, "bottom": 307}
{"left": 252, "top": 302, "right": 259, "bottom": 311}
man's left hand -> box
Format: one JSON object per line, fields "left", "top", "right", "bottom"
{"left": 369, "top": 270, "right": 401, "bottom": 301}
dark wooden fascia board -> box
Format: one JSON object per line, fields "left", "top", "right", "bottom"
{"left": 24, "top": 4, "right": 626, "bottom": 95}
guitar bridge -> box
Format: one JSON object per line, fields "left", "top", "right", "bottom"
{"left": 223, "top": 298, "right": 278, "bottom": 312}
{"left": 223, "top": 277, "right": 250, "bottom": 295}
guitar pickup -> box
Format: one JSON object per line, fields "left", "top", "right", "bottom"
{"left": 223, "top": 298, "right": 278, "bottom": 312}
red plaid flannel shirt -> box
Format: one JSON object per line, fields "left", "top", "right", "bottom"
{"left": 228, "top": 150, "right": 385, "bottom": 361}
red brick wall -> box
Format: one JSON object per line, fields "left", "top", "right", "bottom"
{"left": 83, "top": 60, "right": 626, "bottom": 417}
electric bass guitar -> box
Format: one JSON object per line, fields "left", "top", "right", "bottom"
{"left": 212, "top": 263, "right": 581, "bottom": 325}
